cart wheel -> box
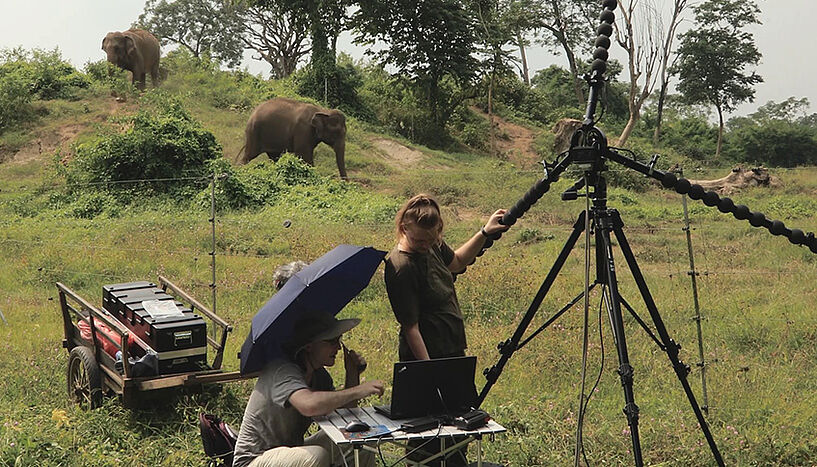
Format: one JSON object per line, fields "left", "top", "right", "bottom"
{"left": 67, "top": 346, "right": 103, "bottom": 410}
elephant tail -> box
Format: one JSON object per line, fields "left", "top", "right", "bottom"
{"left": 233, "top": 144, "right": 247, "bottom": 164}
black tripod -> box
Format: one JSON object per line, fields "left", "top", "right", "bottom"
{"left": 470, "top": 2, "right": 817, "bottom": 463}
{"left": 478, "top": 167, "right": 725, "bottom": 466}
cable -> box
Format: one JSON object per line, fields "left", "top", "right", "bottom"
{"left": 386, "top": 423, "right": 444, "bottom": 467}
{"left": 580, "top": 288, "right": 609, "bottom": 467}
{"left": 574, "top": 176, "right": 593, "bottom": 467}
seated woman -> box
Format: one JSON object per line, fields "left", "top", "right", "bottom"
{"left": 233, "top": 263, "right": 384, "bottom": 467}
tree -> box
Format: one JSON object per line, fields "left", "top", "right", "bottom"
{"left": 672, "top": 0, "right": 763, "bottom": 157}
{"left": 614, "top": 0, "right": 662, "bottom": 147}
{"left": 469, "top": 0, "right": 520, "bottom": 153}
{"left": 254, "top": 0, "right": 352, "bottom": 103}
{"left": 138, "top": 0, "right": 245, "bottom": 68}
{"left": 231, "top": 2, "right": 310, "bottom": 78}
{"left": 652, "top": 0, "right": 690, "bottom": 144}
{"left": 353, "top": 0, "right": 478, "bottom": 135}
{"left": 534, "top": 0, "right": 597, "bottom": 106}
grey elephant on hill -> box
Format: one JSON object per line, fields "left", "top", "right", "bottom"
{"left": 238, "top": 98, "right": 348, "bottom": 179}
{"left": 102, "top": 29, "right": 160, "bottom": 90}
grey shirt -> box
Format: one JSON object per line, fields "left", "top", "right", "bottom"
{"left": 233, "top": 358, "right": 334, "bottom": 467}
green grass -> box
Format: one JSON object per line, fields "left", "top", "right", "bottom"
{"left": 2, "top": 80, "right": 817, "bottom": 466}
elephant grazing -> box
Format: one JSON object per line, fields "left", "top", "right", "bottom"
{"left": 238, "top": 98, "right": 348, "bottom": 179}
{"left": 102, "top": 29, "right": 160, "bottom": 90}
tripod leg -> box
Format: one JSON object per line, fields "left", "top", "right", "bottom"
{"left": 596, "top": 212, "right": 644, "bottom": 467}
{"left": 477, "top": 211, "right": 587, "bottom": 407}
{"left": 611, "top": 212, "right": 725, "bottom": 466}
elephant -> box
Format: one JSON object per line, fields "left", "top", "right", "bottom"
{"left": 102, "top": 29, "right": 160, "bottom": 90}
{"left": 238, "top": 98, "right": 348, "bottom": 179}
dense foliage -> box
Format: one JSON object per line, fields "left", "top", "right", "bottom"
{"left": 0, "top": 48, "right": 89, "bottom": 131}
{"left": 64, "top": 93, "right": 220, "bottom": 194}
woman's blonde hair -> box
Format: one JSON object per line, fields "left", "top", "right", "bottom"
{"left": 394, "top": 194, "right": 443, "bottom": 240}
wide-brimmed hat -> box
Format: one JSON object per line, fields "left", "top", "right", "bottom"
{"left": 284, "top": 310, "right": 360, "bottom": 357}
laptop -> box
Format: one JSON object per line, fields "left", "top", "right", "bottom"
{"left": 374, "top": 356, "right": 478, "bottom": 420}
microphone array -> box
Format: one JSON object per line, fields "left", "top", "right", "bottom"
{"left": 660, "top": 171, "right": 817, "bottom": 253}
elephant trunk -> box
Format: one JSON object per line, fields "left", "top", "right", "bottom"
{"left": 333, "top": 140, "right": 347, "bottom": 180}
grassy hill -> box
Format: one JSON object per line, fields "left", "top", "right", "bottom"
{"left": 2, "top": 63, "right": 817, "bottom": 466}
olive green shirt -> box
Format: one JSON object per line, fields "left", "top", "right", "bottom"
{"left": 385, "top": 242, "right": 467, "bottom": 361}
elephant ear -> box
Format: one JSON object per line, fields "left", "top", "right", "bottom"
{"left": 311, "top": 112, "right": 330, "bottom": 137}
{"left": 125, "top": 35, "right": 137, "bottom": 60}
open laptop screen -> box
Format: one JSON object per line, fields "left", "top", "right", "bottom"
{"left": 377, "top": 355, "right": 478, "bottom": 419}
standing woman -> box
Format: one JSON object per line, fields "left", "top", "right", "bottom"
{"left": 385, "top": 194, "right": 509, "bottom": 362}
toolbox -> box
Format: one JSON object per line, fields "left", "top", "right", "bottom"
{"left": 103, "top": 282, "right": 208, "bottom": 374}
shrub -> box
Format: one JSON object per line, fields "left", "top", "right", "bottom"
{"left": 160, "top": 48, "right": 287, "bottom": 112}
{"left": 0, "top": 67, "right": 33, "bottom": 131}
{"left": 65, "top": 93, "right": 221, "bottom": 197}
{"left": 293, "top": 53, "right": 372, "bottom": 120}
{"left": 448, "top": 106, "right": 490, "bottom": 151}
{"left": 725, "top": 119, "right": 817, "bottom": 167}
{"left": 201, "top": 154, "right": 400, "bottom": 223}
{"left": 0, "top": 47, "right": 88, "bottom": 101}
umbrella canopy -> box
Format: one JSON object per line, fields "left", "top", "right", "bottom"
{"left": 240, "top": 244, "right": 386, "bottom": 374}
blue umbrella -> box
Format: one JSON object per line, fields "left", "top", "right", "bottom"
{"left": 240, "top": 244, "right": 386, "bottom": 374}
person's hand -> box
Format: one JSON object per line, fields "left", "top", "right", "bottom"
{"left": 483, "top": 209, "right": 510, "bottom": 236}
{"left": 358, "top": 379, "right": 385, "bottom": 397}
{"left": 343, "top": 344, "right": 367, "bottom": 375}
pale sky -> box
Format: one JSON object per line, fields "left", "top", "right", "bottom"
{"left": 0, "top": 0, "right": 812, "bottom": 118}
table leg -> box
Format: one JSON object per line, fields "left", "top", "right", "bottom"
{"left": 477, "top": 437, "right": 482, "bottom": 466}
{"left": 354, "top": 445, "right": 360, "bottom": 467}
{"left": 440, "top": 437, "right": 446, "bottom": 467}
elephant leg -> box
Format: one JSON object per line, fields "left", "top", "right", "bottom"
{"left": 267, "top": 151, "right": 284, "bottom": 162}
{"left": 132, "top": 72, "right": 146, "bottom": 91}
{"left": 150, "top": 65, "right": 159, "bottom": 87}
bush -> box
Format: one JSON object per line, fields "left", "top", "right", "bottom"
{"left": 0, "top": 48, "right": 88, "bottom": 101}
{"left": 448, "top": 106, "right": 490, "bottom": 150}
{"left": 725, "top": 119, "right": 817, "bottom": 167}
{"left": 293, "top": 53, "right": 372, "bottom": 120}
{"left": 160, "top": 48, "right": 288, "bottom": 112}
{"left": 65, "top": 93, "right": 221, "bottom": 196}
{"left": 201, "top": 154, "right": 400, "bottom": 223}
{"left": 0, "top": 67, "right": 33, "bottom": 131}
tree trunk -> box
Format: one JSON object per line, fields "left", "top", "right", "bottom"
{"left": 619, "top": 113, "right": 638, "bottom": 147}
{"left": 517, "top": 32, "right": 530, "bottom": 86}
{"left": 653, "top": 80, "right": 668, "bottom": 144}
{"left": 564, "top": 41, "right": 584, "bottom": 107}
{"left": 716, "top": 106, "right": 724, "bottom": 158}
{"left": 488, "top": 71, "right": 495, "bottom": 154}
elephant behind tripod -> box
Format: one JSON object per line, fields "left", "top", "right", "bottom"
{"left": 238, "top": 98, "right": 348, "bottom": 179}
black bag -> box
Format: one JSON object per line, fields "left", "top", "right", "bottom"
{"left": 199, "top": 412, "right": 238, "bottom": 467}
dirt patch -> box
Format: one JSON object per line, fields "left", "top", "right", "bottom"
{"left": 2, "top": 97, "right": 135, "bottom": 165}
{"left": 371, "top": 138, "right": 426, "bottom": 168}
{"left": 6, "top": 123, "right": 85, "bottom": 164}
{"left": 467, "top": 107, "right": 542, "bottom": 167}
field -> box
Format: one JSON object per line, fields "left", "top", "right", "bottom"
{"left": 1, "top": 80, "right": 817, "bottom": 466}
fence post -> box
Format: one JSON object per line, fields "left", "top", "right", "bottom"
{"left": 679, "top": 168, "right": 710, "bottom": 414}
{"left": 209, "top": 172, "right": 217, "bottom": 340}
